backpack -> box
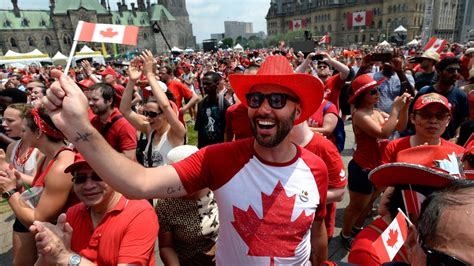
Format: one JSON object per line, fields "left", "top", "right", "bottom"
{"left": 323, "top": 102, "right": 345, "bottom": 152}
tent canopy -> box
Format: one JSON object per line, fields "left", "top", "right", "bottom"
{"left": 233, "top": 43, "right": 244, "bottom": 51}
{"left": 0, "top": 49, "right": 51, "bottom": 66}
{"left": 394, "top": 25, "right": 407, "bottom": 33}
{"left": 171, "top": 46, "right": 183, "bottom": 53}
{"left": 52, "top": 51, "right": 68, "bottom": 66}
{"left": 407, "top": 39, "right": 419, "bottom": 46}
{"left": 73, "top": 45, "right": 105, "bottom": 65}
{"left": 378, "top": 40, "right": 391, "bottom": 47}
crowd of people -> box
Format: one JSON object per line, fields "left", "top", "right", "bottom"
{"left": 0, "top": 41, "right": 473, "bottom": 265}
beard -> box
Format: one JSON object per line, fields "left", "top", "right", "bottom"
{"left": 251, "top": 108, "right": 296, "bottom": 148}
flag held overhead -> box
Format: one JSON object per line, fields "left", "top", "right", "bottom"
{"left": 74, "top": 21, "right": 139, "bottom": 46}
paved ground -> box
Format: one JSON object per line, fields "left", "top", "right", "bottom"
{"left": 0, "top": 121, "right": 356, "bottom": 265}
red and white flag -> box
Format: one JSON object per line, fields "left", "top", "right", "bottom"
{"left": 73, "top": 21, "right": 139, "bottom": 46}
{"left": 319, "top": 33, "right": 331, "bottom": 44}
{"left": 402, "top": 190, "right": 426, "bottom": 216}
{"left": 423, "top": 37, "right": 447, "bottom": 53}
{"left": 290, "top": 19, "right": 302, "bottom": 30}
{"left": 347, "top": 10, "right": 374, "bottom": 28}
{"left": 372, "top": 211, "right": 409, "bottom": 262}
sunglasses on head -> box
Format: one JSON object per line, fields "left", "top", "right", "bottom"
{"left": 421, "top": 243, "right": 469, "bottom": 266}
{"left": 246, "top": 92, "right": 299, "bottom": 109}
{"left": 445, "top": 67, "right": 461, "bottom": 74}
{"left": 368, "top": 87, "right": 380, "bottom": 95}
{"left": 71, "top": 173, "right": 102, "bottom": 184}
{"left": 143, "top": 109, "right": 163, "bottom": 118}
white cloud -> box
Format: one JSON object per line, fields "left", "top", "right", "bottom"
{"left": 5, "top": 0, "right": 269, "bottom": 43}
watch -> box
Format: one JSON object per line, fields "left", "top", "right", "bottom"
{"left": 1, "top": 188, "right": 17, "bottom": 200}
{"left": 69, "top": 254, "right": 81, "bottom": 266}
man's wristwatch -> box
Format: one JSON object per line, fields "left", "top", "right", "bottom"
{"left": 69, "top": 253, "right": 81, "bottom": 266}
{"left": 2, "top": 188, "right": 17, "bottom": 200}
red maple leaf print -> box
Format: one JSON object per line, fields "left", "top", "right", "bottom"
{"left": 294, "top": 22, "right": 301, "bottom": 28}
{"left": 386, "top": 228, "right": 399, "bottom": 248}
{"left": 100, "top": 28, "right": 119, "bottom": 38}
{"left": 354, "top": 14, "right": 364, "bottom": 23}
{"left": 232, "top": 181, "right": 314, "bottom": 262}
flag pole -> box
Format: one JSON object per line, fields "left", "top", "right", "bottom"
{"left": 397, "top": 208, "right": 414, "bottom": 227}
{"left": 64, "top": 39, "right": 78, "bottom": 76}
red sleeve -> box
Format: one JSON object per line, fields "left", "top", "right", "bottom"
{"left": 382, "top": 137, "right": 410, "bottom": 164}
{"left": 300, "top": 148, "right": 328, "bottom": 221}
{"left": 225, "top": 106, "right": 235, "bottom": 139}
{"left": 115, "top": 120, "right": 138, "bottom": 151}
{"left": 117, "top": 203, "right": 159, "bottom": 264}
{"left": 177, "top": 81, "right": 194, "bottom": 100}
{"left": 324, "top": 101, "right": 339, "bottom": 116}
{"left": 325, "top": 74, "right": 345, "bottom": 110}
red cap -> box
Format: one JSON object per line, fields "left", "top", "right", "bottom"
{"left": 348, "top": 74, "right": 384, "bottom": 104}
{"left": 20, "top": 76, "right": 31, "bottom": 84}
{"left": 64, "top": 153, "right": 89, "bottom": 173}
{"left": 76, "top": 79, "right": 95, "bottom": 90}
{"left": 413, "top": 93, "right": 451, "bottom": 113}
{"left": 98, "top": 66, "right": 118, "bottom": 78}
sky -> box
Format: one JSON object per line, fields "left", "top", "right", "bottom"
{"left": 1, "top": 0, "right": 270, "bottom": 43}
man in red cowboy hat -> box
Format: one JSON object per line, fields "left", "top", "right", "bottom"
{"left": 42, "top": 55, "right": 329, "bottom": 265}
{"left": 29, "top": 153, "right": 158, "bottom": 265}
{"left": 383, "top": 92, "right": 465, "bottom": 164}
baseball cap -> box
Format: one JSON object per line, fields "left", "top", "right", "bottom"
{"left": 413, "top": 93, "right": 451, "bottom": 113}
{"left": 64, "top": 153, "right": 89, "bottom": 173}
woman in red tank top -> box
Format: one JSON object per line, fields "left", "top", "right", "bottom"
{"left": 0, "top": 107, "right": 76, "bottom": 265}
{"left": 340, "top": 74, "right": 411, "bottom": 250}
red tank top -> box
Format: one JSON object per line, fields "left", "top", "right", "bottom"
{"left": 32, "top": 147, "right": 79, "bottom": 209}
{"left": 353, "top": 129, "right": 383, "bottom": 170}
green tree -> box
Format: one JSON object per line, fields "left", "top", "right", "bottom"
{"left": 221, "top": 37, "right": 234, "bottom": 48}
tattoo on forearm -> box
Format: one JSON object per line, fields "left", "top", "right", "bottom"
{"left": 166, "top": 186, "right": 182, "bottom": 195}
{"left": 74, "top": 132, "right": 93, "bottom": 142}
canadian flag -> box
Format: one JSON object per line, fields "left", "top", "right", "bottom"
{"left": 372, "top": 211, "right": 409, "bottom": 262}
{"left": 423, "top": 37, "right": 447, "bottom": 53}
{"left": 73, "top": 21, "right": 139, "bottom": 46}
{"left": 289, "top": 19, "right": 302, "bottom": 30}
{"left": 319, "top": 33, "right": 331, "bottom": 44}
{"left": 401, "top": 190, "right": 426, "bottom": 216}
{"left": 347, "top": 10, "right": 374, "bottom": 28}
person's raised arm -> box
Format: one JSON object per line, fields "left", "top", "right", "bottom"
{"left": 319, "top": 52, "right": 350, "bottom": 81}
{"left": 42, "top": 70, "right": 187, "bottom": 199}
{"left": 81, "top": 61, "right": 100, "bottom": 84}
{"left": 119, "top": 58, "right": 150, "bottom": 134}
{"left": 141, "top": 50, "right": 186, "bottom": 144}
{"left": 295, "top": 53, "right": 315, "bottom": 74}
{"left": 391, "top": 56, "right": 415, "bottom": 96}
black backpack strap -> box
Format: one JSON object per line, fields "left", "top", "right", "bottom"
{"left": 101, "top": 115, "right": 124, "bottom": 136}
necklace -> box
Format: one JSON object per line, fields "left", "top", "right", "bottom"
{"left": 14, "top": 141, "right": 35, "bottom": 167}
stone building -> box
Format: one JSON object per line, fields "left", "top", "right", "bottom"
{"left": 0, "top": 0, "right": 195, "bottom": 56}
{"left": 266, "top": 0, "right": 460, "bottom": 46}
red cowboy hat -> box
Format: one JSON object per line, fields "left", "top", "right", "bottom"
{"left": 348, "top": 74, "right": 385, "bottom": 104}
{"left": 369, "top": 145, "right": 465, "bottom": 188}
{"left": 228, "top": 55, "right": 324, "bottom": 124}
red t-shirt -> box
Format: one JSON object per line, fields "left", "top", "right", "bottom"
{"left": 90, "top": 108, "right": 137, "bottom": 152}
{"left": 383, "top": 136, "right": 465, "bottom": 164}
{"left": 348, "top": 217, "right": 409, "bottom": 265}
{"left": 324, "top": 74, "right": 345, "bottom": 111}
{"left": 307, "top": 100, "right": 338, "bottom": 129}
{"left": 167, "top": 79, "right": 194, "bottom": 123}
{"left": 66, "top": 196, "right": 158, "bottom": 265}
{"left": 112, "top": 84, "right": 125, "bottom": 108}
{"left": 225, "top": 102, "right": 253, "bottom": 141}
{"left": 304, "top": 133, "right": 347, "bottom": 238}
{"left": 172, "top": 138, "right": 328, "bottom": 264}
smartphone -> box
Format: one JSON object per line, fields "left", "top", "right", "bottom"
{"left": 312, "top": 54, "right": 324, "bottom": 61}
{"left": 371, "top": 53, "right": 392, "bottom": 62}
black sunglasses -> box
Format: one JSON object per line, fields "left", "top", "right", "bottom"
{"left": 445, "top": 67, "right": 461, "bottom": 74}
{"left": 246, "top": 92, "right": 299, "bottom": 109}
{"left": 368, "top": 87, "right": 380, "bottom": 95}
{"left": 422, "top": 243, "right": 469, "bottom": 266}
{"left": 143, "top": 109, "right": 163, "bottom": 118}
{"left": 71, "top": 173, "right": 102, "bottom": 184}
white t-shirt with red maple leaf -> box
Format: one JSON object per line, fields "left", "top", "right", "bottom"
{"left": 173, "top": 138, "right": 328, "bottom": 265}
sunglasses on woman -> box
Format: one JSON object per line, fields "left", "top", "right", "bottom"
{"left": 246, "top": 92, "right": 299, "bottom": 109}
{"left": 71, "top": 173, "right": 103, "bottom": 184}
{"left": 368, "top": 87, "right": 380, "bottom": 95}
{"left": 143, "top": 109, "right": 163, "bottom": 118}
{"left": 445, "top": 67, "right": 461, "bottom": 74}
